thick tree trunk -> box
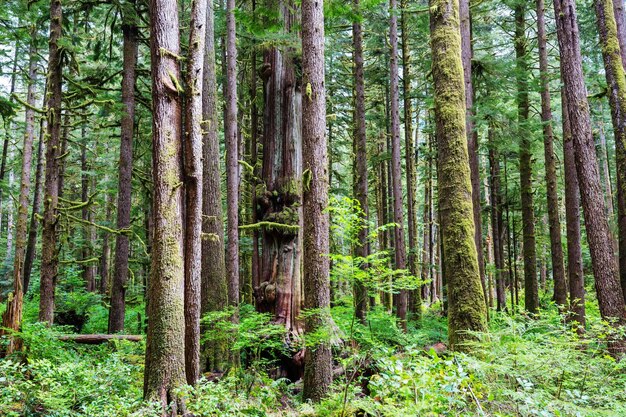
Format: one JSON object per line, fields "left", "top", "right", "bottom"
{"left": 225, "top": 0, "right": 240, "bottom": 308}
{"left": 537, "top": 0, "right": 567, "bottom": 307}
{"left": 389, "top": 0, "right": 408, "bottom": 328}
{"left": 144, "top": 0, "right": 187, "bottom": 405}
{"left": 1, "top": 34, "right": 38, "bottom": 354}
{"left": 429, "top": 0, "right": 487, "bottom": 350}
{"left": 302, "top": 0, "right": 332, "bottom": 399}
{"left": 183, "top": 0, "right": 207, "bottom": 385}
{"left": 39, "top": 0, "right": 64, "bottom": 325}
{"left": 109, "top": 9, "right": 138, "bottom": 333}
{"left": 201, "top": 0, "right": 228, "bottom": 373}
{"left": 554, "top": 0, "right": 626, "bottom": 352}
{"left": 352, "top": 0, "right": 369, "bottom": 323}
{"left": 561, "top": 90, "right": 586, "bottom": 330}
{"left": 594, "top": 0, "right": 626, "bottom": 304}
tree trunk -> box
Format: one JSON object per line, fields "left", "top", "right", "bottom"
{"left": 554, "top": 0, "right": 626, "bottom": 352}
{"left": 488, "top": 126, "right": 506, "bottom": 311}
{"left": 40, "top": 0, "right": 63, "bottom": 325}
{"left": 594, "top": 0, "right": 626, "bottom": 304}
{"left": 389, "top": 0, "right": 408, "bottom": 328}
{"left": 1, "top": 33, "right": 38, "bottom": 354}
{"left": 81, "top": 130, "right": 96, "bottom": 292}
{"left": 459, "top": 0, "right": 487, "bottom": 310}
{"left": 302, "top": 0, "right": 332, "bottom": 399}
{"left": 561, "top": 90, "right": 586, "bottom": 330}
{"left": 537, "top": 0, "right": 567, "bottom": 307}
{"left": 144, "top": 0, "right": 187, "bottom": 405}
{"left": 429, "top": 0, "right": 487, "bottom": 350}
{"left": 352, "top": 0, "right": 369, "bottom": 323}
{"left": 183, "top": 0, "right": 207, "bottom": 385}
{"left": 109, "top": 7, "right": 138, "bottom": 333}
{"left": 401, "top": 1, "right": 421, "bottom": 319}
{"left": 225, "top": 0, "right": 240, "bottom": 308}
{"left": 201, "top": 0, "right": 228, "bottom": 373}
{"left": 100, "top": 192, "right": 113, "bottom": 294}
{"left": 23, "top": 117, "right": 45, "bottom": 294}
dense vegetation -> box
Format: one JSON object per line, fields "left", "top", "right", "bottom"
{"left": 1, "top": 0, "right": 626, "bottom": 415}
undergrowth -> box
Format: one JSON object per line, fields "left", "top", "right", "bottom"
{"left": 1, "top": 296, "right": 625, "bottom": 416}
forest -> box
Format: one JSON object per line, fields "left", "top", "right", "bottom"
{"left": 1, "top": 0, "right": 626, "bottom": 415}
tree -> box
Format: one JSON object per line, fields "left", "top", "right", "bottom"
{"left": 109, "top": 0, "right": 139, "bottom": 334}
{"left": 40, "top": 0, "right": 63, "bottom": 325}
{"left": 429, "top": 0, "right": 487, "bottom": 350}
{"left": 553, "top": 0, "right": 626, "bottom": 352}
{"left": 536, "top": 0, "right": 567, "bottom": 307}
{"left": 1, "top": 28, "right": 38, "bottom": 353}
{"left": 352, "top": 0, "right": 369, "bottom": 323}
{"left": 201, "top": 0, "right": 228, "bottom": 372}
{"left": 389, "top": 0, "right": 408, "bottom": 328}
{"left": 302, "top": 0, "right": 332, "bottom": 400}
{"left": 514, "top": 3, "right": 538, "bottom": 314}
{"left": 143, "top": 0, "right": 187, "bottom": 405}
{"left": 183, "top": 0, "right": 207, "bottom": 385}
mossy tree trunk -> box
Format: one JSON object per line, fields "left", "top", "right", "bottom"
{"left": 429, "top": 0, "right": 487, "bottom": 350}
{"left": 144, "top": 0, "right": 188, "bottom": 407}
{"left": 594, "top": 0, "right": 626, "bottom": 304}
{"left": 537, "top": 0, "right": 567, "bottom": 307}
{"left": 109, "top": 1, "right": 138, "bottom": 334}
{"left": 39, "top": 0, "right": 64, "bottom": 325}
{"left": 201, "top": 0, "right": 229, "bottom": 373}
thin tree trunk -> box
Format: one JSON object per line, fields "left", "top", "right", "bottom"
{"left": 561, "top": 89, "right": 586, "bottom": 330}
{"left": 537, "top": 0, "right": 567, "bottom": 307}
{"left": 429, "top": 0, "right": 487, "bottom": 349}
{"left": 389, "top": 0, "right": 408, "bottom": 328}
{"left": 1, "top": 33, "right": 38, "bottom": 354}
{"left": 39, "top": 0, "right": 64, "bottom": 325}
{"left": 183, "top": 0, "right": 207, "bottom": 385}
{"left": 100, "top": 192, "right": 113, "bottom": 294}
{"left": 488, "top": 126, "right": 506, "bottom": 311}
{"left": 109, "top": 7, "right": 138, "bottom": 333}
{"left": 352, "top": 0, "right": 369, "bottom": 323}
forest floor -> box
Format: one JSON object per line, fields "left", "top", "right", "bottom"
{"left": 2, "top": 290, "right": 626, "bottom": 417}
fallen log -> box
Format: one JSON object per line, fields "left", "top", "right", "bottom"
{"left": 58, "top": 334, "right": 143, "bottom": 344}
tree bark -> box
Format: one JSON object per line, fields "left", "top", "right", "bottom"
{"left": 302, "top": 0, "right": 332, "bottom": 400}
{"left": 39, "top": 0, "right": 64, "bottom": 325}
{"left": 183, "top": 0, "right": 207, "bottom": 385}
{"left": 554, "top": 0, "right": 626, "bottom": 352}
{"left": 514, "top": 4, "right": 539, "bottom": 314}
{"left": 537, "top": 0, "right": 567, "bottom": 307}
{"left": 1, "top": 32, "right": 38, "bottom": 354}
{"left": 594, "top": 0, "right": 626, "bottom": 304}
{"left": 459, "top": 0, "right": 487, "bottom": 311}
{"left": 201, "top": 0, "right": 228, "bottom": 373}
{"left": 488, "top": 126, "right": 506, "bottom": 311}
{"left": 144, "top": 0, "right": 187, "bottom": 405}
{"left": 352, "top": 0, "right": 369, "bottom": 323}
{"left": 109, "top": 6, "right": 138, "bottom": 333}
{"left": 389, "top": 0, "right": 408, "bottom": 328}
{"left": 429, "top": 0, "right": 487, "bottom": 350}
{"left": 225, "top": 0, "right": 240, "bottom": 308}
{"left": 561, "top": 90, "right": 585, "bottom": 330}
